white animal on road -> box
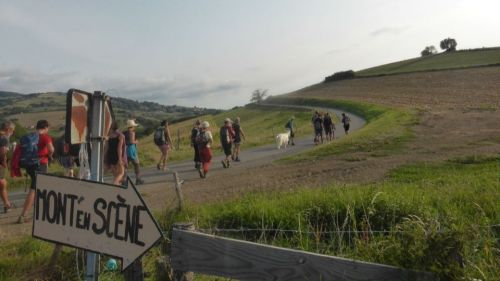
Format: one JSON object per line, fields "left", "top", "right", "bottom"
{"left": 276, "top": 129, "right": 291, "bottom": 149}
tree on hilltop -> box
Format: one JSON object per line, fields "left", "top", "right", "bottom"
{"left": 421, "top": 45, "right": 438, "bottom": 57}
{"left": 440, "top": 38, "right": 457, "bottom": 52}
{"left": 250, "top": 89, "right": 268, "bottom": 104}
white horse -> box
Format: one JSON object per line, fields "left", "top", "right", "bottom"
{"left": 275, "top": 129, "right": 291, "bottom": 149}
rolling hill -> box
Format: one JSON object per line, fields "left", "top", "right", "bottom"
{"left": 0, "top": 91, "right": 221, "bottom": 136}
{"left": 355, "top": 47, "right": 500, "bottom": 77}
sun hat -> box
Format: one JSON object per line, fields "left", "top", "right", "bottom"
{"left": 201, "top": 121, "right": 210, "bottom": 129}
{"left": 224, "top": 118, "right": 232, "bottom": 123}
{"left": 127, "top": 119, "right": 139, "bottom": 128}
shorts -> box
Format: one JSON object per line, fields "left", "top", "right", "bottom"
{"left": 344, "top": 124, "right": 350, "bottom": 132}
{"left": 222, "top": 142, "right": 232, "bottom": 156}
{"left": 158, "top": 144, "right": 170, "bottom": 154}
{"left": 324, "top": 127, "right": 332, "bottom": 134}
{"left": 233, "top": 137, "right": 241, "bottom": 145}
{"left": 315, "top": 129, "right": 323, "bottom": 136}
{"left": 27, "top": 164, "right": 48, "bottom": 190}
{"left": 0, "top": 166, "right": 6, "bottom": 180}
{"left": 126, "top": 145, "right": 139, "bottom": 163}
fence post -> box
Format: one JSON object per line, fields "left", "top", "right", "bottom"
{"left": 173, "top": 223, "right": 195, "bottom": 281}
{"left": 173, "top": 172, "right": 183, "bottom": 211}
{"left": 177, "top": 129, "right": 181, "bottom": 150}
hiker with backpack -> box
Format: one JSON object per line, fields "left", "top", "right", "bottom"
{"left": 341, "top": 113, "right": 351, "bottom": 135}
{"left": 191, "top": 119, "right": 202, "bottom": 169}
{"left": 196, "top": 121, "right": 213, "bottom": 178}
{"left": 124, "top": 119, "right": 144, "bottom": 185}
{"left": 231, "top": 117, "right": 246, "bottom": 162}
{"left": 18, "top": 120, "right": 54, "bottom": 223}
{"left": 154, "top": 120, "right": 172, "bottom": 172}
{"left": 313, "top": 113, "right": 324, "bottom": 144}
{"left": 323, "top": 113, "right": 335, "bottom": 141}
{"left": 104, "top": 121, "right": 126, "bottom": 186}
{"left": 220, "top": 118, "right": 235, "bottom": 168}
{"left": 285, "top": 117, "right": 295, "bottom": 146}
{"left": 0, "top": 121, "right": 16, "bottom": 213}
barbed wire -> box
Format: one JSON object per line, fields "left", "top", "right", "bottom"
{"left": 160, "top": 224, "right": 500, "bottom": 236}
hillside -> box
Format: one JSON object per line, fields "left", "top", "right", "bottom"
{"left": 0, "top": 91, "right": 220, "bottom": 135}
{"left": 355, "top": 47, "right": 500, "bottom": 77}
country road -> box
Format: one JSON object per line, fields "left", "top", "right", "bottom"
{"left": 0, "top": 106, "right": 365, "bottom": 226}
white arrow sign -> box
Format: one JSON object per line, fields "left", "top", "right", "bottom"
{"left": 32, "top": 173, "right": 163, "bottom": 270}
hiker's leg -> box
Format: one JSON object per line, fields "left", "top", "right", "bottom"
{"left": 20, "top": 189, "right": 35, "bottom": 217}
{"left": 0, "top": 178, "right": 10, "bottom": 207}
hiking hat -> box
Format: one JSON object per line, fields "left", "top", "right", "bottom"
{"left": 224, "top": 118, "right": 232, "bottom": 123}
{"left": 127, "top": 119, "right": 139, "bottom": 128}
{"left": 201, "top": 121, "right": 210, "bottom": 129}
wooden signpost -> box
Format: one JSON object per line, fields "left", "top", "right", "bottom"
{"left": 33, "top": 173, "right": 163, "bottom": 271}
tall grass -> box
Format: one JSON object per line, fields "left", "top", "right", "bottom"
{"left": 161, "top": 157, "right": 500, "bottom": 280}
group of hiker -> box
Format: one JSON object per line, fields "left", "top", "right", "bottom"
{"left": 311, "top": 111, "right": 351, "bottom": 144}
{"left": 0, "top": 120, "right": 54, "bottom": 223}
{"left": 1, "top": 110, "right": 353, "bottom": 222}
{"left": 189, "top": 117, "right": 246, "bottom": 179}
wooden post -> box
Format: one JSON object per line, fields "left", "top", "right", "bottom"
{"left": 177, "top": 129, "right": 181, "bottom": 150}
{"left": 48, "top": 244, "right": 62, "bottom": 272}
{"left": 172, "top": 223, "right": 195, "bottom": 281}
{"left": 173, "top": 172, "right": 183, "bottom": 211}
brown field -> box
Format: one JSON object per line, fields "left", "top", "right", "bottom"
{"left": 9, "top": 110, "right": 66, "bottom": 130}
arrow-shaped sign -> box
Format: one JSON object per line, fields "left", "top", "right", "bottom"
{"left": 32, "top": 173, "right": 163, "bottom": 270}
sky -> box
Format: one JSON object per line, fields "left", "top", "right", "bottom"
{"left": 1, "top": 0, "right": 499, "bottom": 109}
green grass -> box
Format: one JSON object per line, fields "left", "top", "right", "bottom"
{"left": 266, "top": 98, "right": 416, "bottom": 162}
{"left": 162, "top": 157, "right": 500, "bottom": 280}
{"left": 136, "top": 104, "right": 315, "bottom": 166}
{"left": 356, "top": 47, "right": 500, "bottom": 77}
{"left": 2, "top": 157, "right": 497, "bottom": 280}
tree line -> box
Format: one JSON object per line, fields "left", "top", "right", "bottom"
{"left": 421, "top": 37, "right": 457, "bottom": 57}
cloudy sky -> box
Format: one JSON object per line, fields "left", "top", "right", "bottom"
{"left": 1, "top": 0, "right": 499, "bottom": 108}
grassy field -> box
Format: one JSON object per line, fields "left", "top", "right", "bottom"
{"left": 356, "top": 47, "right": 500, "bottom": 77}
{"left": 135, "top": 104, "right": 315, "bottom": 166}
{"left": 1, "top": 98, "right": 498, "bottom": 281}
{"left": 162, "top": 156, "right": 500, "bottom": 280}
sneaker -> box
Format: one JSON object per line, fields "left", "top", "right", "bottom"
{"left": 135, "top": 178, "right": 145, "bottom": 185}
{"left": 235, "top": 157, "right": 240, "bottom": 162}
{"left": 198, "top": 168, "right": 204, "bottom": 178}
{"left": 156, "top": 164, "right": 161, "bottom": 170}
{"left": 226, "top": 160, "right": 231, "bottom": 168}
{"left": 17, "top": 215, "right": 28, "bottom": 224}
{"left": 221, "top": 160, "right": 227, "bottom": 168}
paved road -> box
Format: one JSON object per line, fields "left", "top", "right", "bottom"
{"left": 0, "top": 106, "right": 365, "bottom": 216}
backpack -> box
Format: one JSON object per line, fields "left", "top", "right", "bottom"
{"left": 196, "top": 131, "right": 209, "bottom": 147}
{"left": 314, "top": 118, "right": 323, "bottom": 130}
{"left": 285, "top": 121, "right": 292, "bottom": 129}
{"left": 220, "top": 126, "right": 230, "bottom": 144}
{"left": 20, "top": 132, "right": 39, "bottom": 168}
{"left": 153, "top": 127, "right": 166, "bottom": 146}
{"left": 123, "top": 130, "right": 132, "bottom": 146}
